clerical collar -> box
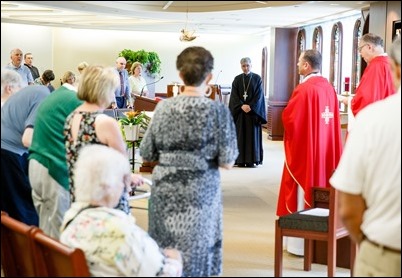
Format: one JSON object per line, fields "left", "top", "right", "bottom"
{"left": 302, "top": 71, "right": 320, "bottom": 83}
{"left": 305, "top": 71, "right": 319, "bottom": 78}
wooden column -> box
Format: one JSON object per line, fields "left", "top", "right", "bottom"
{"left": 267, "top": 27, "right": 298, "bottom": 140}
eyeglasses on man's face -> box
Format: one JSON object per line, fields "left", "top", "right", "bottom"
{"left": 358, "top": 43, "right": 369, "bottom": 52}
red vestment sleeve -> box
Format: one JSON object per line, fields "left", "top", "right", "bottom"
{"left": 352, "top": 55, "right": 395, "bottom": 116}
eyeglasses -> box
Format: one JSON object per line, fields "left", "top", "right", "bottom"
{"left": 358, "top": 43, "right": 369, "bottom": 52}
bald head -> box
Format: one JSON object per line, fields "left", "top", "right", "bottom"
{"left": 116, "top": 57, "right": 127, "bottom": 71}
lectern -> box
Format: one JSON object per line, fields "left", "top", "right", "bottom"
{"left": 134, "top": 95, "right": 159, "bottom": 111}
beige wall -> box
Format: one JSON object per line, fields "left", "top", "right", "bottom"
{"left": 1, "top": 23, "right": 268, "bottom": 94}
{"left": 1, "top": 10, "right": 375, "bottom": 96}
{"left": 1, "top": 23, "right": 53, "bottom": 75}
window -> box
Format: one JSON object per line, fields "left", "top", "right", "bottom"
{"left": 329, "top": 22, "right": 343, "bottom": 97}
{"left": 312, "top": 27, "right": 322, "bottom": 51}
{"left": 296, "top": 29, "right": 306, "bottom": 86}
{"left": 312, "top": 26, "right": 323, "bottom": 72}
{"left": 351, "top": 19, "right": 363, "bottom": 94}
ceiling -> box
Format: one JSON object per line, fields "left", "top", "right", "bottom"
{"left": 1, "top": 1, "right": 373, "bottom": 35}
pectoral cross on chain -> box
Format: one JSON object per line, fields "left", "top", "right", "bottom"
{"left": 321, "top": 106, "right": 334, "bottom": 125}
{"left": 242, "top": 73, "right": 252, "bottom": 101}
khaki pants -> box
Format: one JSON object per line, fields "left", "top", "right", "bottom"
{"left": 354, "top": 239, "right": 401, "bottom": 277}
{"left": 29, "top": 160, "right": 70, "bottom": 239}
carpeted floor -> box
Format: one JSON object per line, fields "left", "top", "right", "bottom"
{"left": 131, "top": 132, "right": 350, "bottom": 277}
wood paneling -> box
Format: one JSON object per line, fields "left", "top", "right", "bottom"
{"left": 267, "top": 101, "right": 287, "bottom": 141}
{"left": 267, "top": 27, "right": 298, "bottom": 140}
{"left": 134, "top": 95, "right": 159, "bottom": 111}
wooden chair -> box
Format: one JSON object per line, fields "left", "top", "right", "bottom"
{"left": 32, "top": 231, "right": 90, "bottom": 277}
{"left": 1, "top": 211, "right": 41, "bottom": 277}
{"left": 274, "top": 187, "right": 357, "bottom": 277}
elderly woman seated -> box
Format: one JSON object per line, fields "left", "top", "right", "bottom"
{"left": 60, "top": 145, "right": 183, "bottom": 277}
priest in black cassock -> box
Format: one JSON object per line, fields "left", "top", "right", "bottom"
{"left": 229, "top": 57, "right": 267, "bottom": 167}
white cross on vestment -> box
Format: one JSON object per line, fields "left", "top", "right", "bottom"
{"left": 243, "top": 91, "right": 248, "bottom": 100}
{"left": 321, "top": 106, "right": 334, "bottom": 125}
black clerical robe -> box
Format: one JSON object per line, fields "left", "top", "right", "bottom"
{"left": 229, "top": 72, "right": 267, "bottom": 166}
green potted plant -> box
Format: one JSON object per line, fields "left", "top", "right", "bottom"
{"left": 146, "top": 51, "right": 161, "bottom": 76}
{"left": 118, "top": 49, "right": 161, "bottom": 77}
{"left": 119, "top": 110, "right": 150, "bottom": 142}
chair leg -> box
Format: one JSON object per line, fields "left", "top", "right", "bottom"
{"left": 350, "top": 239, "right": 358, "bottom": 277}
{"left": 304, "top": 239, "right": 312, "bottom": 271}
{"left": 274, "top": 220, "right": 283, "bottom": 277}
{"left": 327, "top": 239, "right": 336, "bottom": 277}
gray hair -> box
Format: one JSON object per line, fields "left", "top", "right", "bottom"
{"left": 361, "top": 33, "right": 384, "bottom": 48}
{"left": 240, "top": 57, "right": 251, "bottom": 64}
{"left": 10, "top": 48, "right": 22, "bottom": 56}
{"left": 389, "top": 36, "right": 401, "bottom": 66}
{"left": 1, "top": 69, "right": 23, "bottom": 96}
{"left": 73, "top": 145, "right": 130, "bottom": 203}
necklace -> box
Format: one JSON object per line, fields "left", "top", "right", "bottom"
{"left": 242, "top": 73, "right": 253, "bottom": 100}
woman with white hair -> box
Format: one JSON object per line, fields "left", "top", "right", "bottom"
{"left": 1, "top": 69, "right": 23, "bottom": 107}
{"left": 60, "top": 145, "right": 183, "bottom": 277}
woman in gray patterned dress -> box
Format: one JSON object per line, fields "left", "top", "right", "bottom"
{"left": 140, "top": 46, "right": 239, "bottom": 277}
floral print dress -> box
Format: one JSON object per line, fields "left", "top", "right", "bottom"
{"left": 64, "top": 111, "right": 131, "bottom": 214}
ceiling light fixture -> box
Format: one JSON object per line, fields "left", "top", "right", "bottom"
{"left": 179, "top": 2, "right": 197, "bottom": 42}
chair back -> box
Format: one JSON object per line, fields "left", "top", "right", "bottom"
{"left": 32, "top": 231, "right": 90, "bottom": 277}
{"left": 1, "top": 211, "right": 40, "bottom": 276}
{"left": 311, "top": 187, "right": 330, "bottom": 208}
{"left": 311, "top": 186, "right": 347, "bottom": 240}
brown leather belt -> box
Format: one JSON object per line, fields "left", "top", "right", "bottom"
{"left": 363, "top": 234, "right": 401, "bottom": 254}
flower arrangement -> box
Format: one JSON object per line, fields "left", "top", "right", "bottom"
{"left": 118, "top": 110, "right": 151, "bottom": 145}
{"left": 119, "top": 110, "right": 148, "bottom": 126}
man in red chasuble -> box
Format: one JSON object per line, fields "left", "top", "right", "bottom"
{"left": 276, "top": 49, "right": 343, "bottom": 217}
{"left": 352, "top": 33, "right": 395, "bottom": 116}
